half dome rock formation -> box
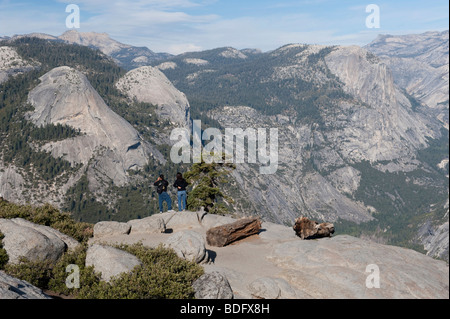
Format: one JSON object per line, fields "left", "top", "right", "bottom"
{"left": 26, "top": 66, "right": 163, "bottom": 186}
{"left": 115, "top": 66, "right": 191, "bottom": 128}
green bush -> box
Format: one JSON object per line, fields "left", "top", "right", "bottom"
{"left": 48, "top": 244, "right": 100, "bottom": 297}
{"left": 4, "top": 243, "right": 204, "bottom": 299}
{"left": 4, "top": 258, "right": 54, "bottom": 288}
{"left": 0, "top": 201, "right": 93, "bottom": 243}
{"left": 0, "top": 232, "right": 8, "bottom": 269}
{"left": 75, "top": 244, "right": 204, "bottom": 299}
{"left": 1, "top": 201, "right": 203, "bottom": 299}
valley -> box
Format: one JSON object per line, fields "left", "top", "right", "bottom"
{"left": 0, "top": 30, "right": 448, "bottom": 261}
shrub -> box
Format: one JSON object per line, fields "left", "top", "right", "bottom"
{"left": 184, "top": 156, "right": 235, "bottom": 215}
{"left": 48, "top": 244, "right": 100, "bottom": 297}
{"left": 0, "top": 201, "right": 93, "bottom": 243}
{"left": 1, "top": 201, "right": 203, "bottom": 299}
{"left": 35, "top": 243, "right": 203, "bottom": 299}
{"left": 75, "top": 244, "right": 204, "bottom": 299}
{"left": 0, "top": 232, "right": 8, "bottom": 269}
{"left": 4, "top": 258, "right": 54, "bottom": 288}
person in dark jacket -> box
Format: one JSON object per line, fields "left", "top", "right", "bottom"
{"left": 154, "top": 174, "right": 172, "bottom": 213}
{"left": 173, "top": 172, "right": 189, "bottom": 212}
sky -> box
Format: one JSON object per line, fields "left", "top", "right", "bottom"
{"left": 0, "top": 0, "right": 448, "bottom": 54}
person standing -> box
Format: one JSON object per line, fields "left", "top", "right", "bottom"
{"left": 154, "top": 175, "right": 172, "bottom": 213}
{"left": 173, "top": 172, "right": 189, "bottom": 212}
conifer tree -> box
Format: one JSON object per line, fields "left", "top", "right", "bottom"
{"left": 184, "top": 154, "right": 235, "bottom": 215}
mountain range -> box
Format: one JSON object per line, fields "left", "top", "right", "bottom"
{"left": 0, "top": 30, "right": 448, "bottom": 261}
{"left": 1, "top": 30, "right": 172, "bottom": 70}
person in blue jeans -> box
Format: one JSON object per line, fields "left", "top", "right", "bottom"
{"left": 154, "top": 175, "right": 172, "bottom": 213}
{"left": 173, "top": 172, "right": 189, "bottom": 212}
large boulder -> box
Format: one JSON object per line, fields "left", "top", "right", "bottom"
{"left": 0, "top": 271, "right": 51, "bottom": 299}
{"left": 85, "top": 244, "right": 141, "bottom": 282}
{"left": 192, "top": 271, "right": 234, "bottom": 299}
{"left": 128, "top": 216, "right": 166, "bottom": 235}
{"left": 10, "top": 218, "right": 80, "bottom": 251}
{"left": 165, "top": 211, "right": 202, "bottom": 231}
{"left": 0, "top": 218, "right": 72, "bottom": 264}
{"left": 93, "top": 221, "right": 131, "bottom": 238}
{"left": 165, "top": 230, "right": 206, "bottom": 264}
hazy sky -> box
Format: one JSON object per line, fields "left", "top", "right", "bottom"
{"left": 1, "top": 0, "right": 448, "bottom": 54}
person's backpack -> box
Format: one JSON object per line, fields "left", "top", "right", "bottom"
{"left": 157, "top": 180, "right": 168, "bottom": 194}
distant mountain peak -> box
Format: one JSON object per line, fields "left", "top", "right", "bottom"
{"left": 58, "top": 30, "right": 130, "bottom": 55}
{"left": 2, "top": 30, "right": 172, "bottom": 70}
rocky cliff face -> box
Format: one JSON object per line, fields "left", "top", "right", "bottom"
{"left": 209, "top": 106, "right": 374, "bottom": 225}
{"left": 203, "top": 44, "right": 442, "bottom": 224}
{"left": 156, "top": 36, "right": 448, "bottom": 260}
{"left": 116, "top": 66, "right": 191, "bottom": 128}
{"left": 0, "top": 163, "right": 25, "bottom": 204}
{"left": 26, "top": 66, "right": 163, "bottom": 188}
{"left": 364, "top": 31, "right": 449, "bottom": 260}
{"left": 365, "top": 31, "right": 449, "bottom": 128}
{"left": 324, "top": 45, "right": 437, "bottom": 163}
{"left": 0, "top": 46, "right": 38, "bottom": 84}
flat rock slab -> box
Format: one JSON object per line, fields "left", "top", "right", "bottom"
{"left": 269, "top": 235, "right": 449, "bottom": 299}
{"left": 85, "top": 212, "right": 450, "bottom": 299}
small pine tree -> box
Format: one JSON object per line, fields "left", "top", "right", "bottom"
{"left": 184, "top": 154, "right": 235, "bottom": 215}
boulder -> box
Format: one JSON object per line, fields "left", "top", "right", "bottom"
{"left": 0, "top": 218, "right": 67, "bottom": 264}
{"left": 192, "top": 271, "right": 234, "bottom": 299}
{"left": 127, "top": 216, "right": 166, "bottom": 234}
{"left": 85, "top": 244, "right": 141, "bottom": 282}
{"left": 165, "top": 211, "right": 202, "bottom": 231}
{"left": 0, "top": 271, "right": 51, "bottom": 299}
{"left": 206, "top": 217, "right": 262, "bottom": 247}
{"left": 293, "top": 216, "right": 335, "bottom": 240}
{"left": 93, "top": 221, "right": 131, "bottom": 238}
{"left": 248, "top": 277, "right": 298, "bottom": 299}
{"left": 165, "top": 230, "right": 206, "bottom": 263}
{"left": 10, "top": 218, "right": 79, "bottom": 251}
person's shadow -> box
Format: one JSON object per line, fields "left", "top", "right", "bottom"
{"left": 206, "top": 249, "right": 217, "bottom": 263}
